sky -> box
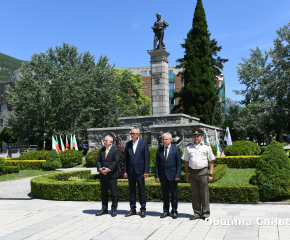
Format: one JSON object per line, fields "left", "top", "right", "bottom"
{"left": 1, "top": 0, "right": 290, "bottom": 102}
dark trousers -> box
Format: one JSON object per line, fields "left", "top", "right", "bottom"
{"left": 128, "top": 170, "right": 146, "bottom": 211}
{"left": 189, "top": 167, "right": 210, "bottom": 218}
{"left": 100, "top": 177, "right": 118, "bottom": 211}
{"left": 160, "top": 177, "right": 178, "bottom": 213}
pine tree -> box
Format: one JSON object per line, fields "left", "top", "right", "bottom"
{"left": 173, "top": 0, "right": 217, "bottom": 124}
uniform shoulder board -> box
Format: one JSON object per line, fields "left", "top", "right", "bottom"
{"left": 204, "top": 142, "right": 210, "bottom": 146}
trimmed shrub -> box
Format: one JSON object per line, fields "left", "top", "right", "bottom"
{"left": 281, "top": 142, "right": 289, "bottom": 147}
{"left": 211, "top": 145, "right": 217, "bottom": 156}
{"left": 30, "top": 170, "right": 259, "bottom": 203}
{"left": 0, "top": 157, "right": 5, "bottom": 173}
{"left": 224, "top": 141, "right": 261, "bottom": 156}
{"left": 249, "top": 141, "right": 290, "bottom": 201}
{"left": 42, "top": 150, "right": 62, "bottom": 171}
{"left": 19, "top": 151, "right": 50, "bottom": 160}
{"left": 5, "top": 160, "right": 45, "bottom": 169}
{"left": 60, "top": 150, "right": 83, "bottom": 168}
{"left": 2, "top": 166, "right": 20, "bottom": 174}
{"left": 215, "top": 156, "right": 261, "bottom": 168}
{"left": 85, "top": 150, "right": 99, "bottom": 167}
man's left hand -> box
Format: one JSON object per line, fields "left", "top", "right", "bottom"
{"left": 144, "top": 173, "right": 149, "bottom": 178}
{"left": 102, "top": 167, "right": 110, "bottom": 175}
{"left": 175, "top": 177, "right": 180, "bottom": 181}
{"left": 208, "top": 175, "right": 213, "bottom": 182}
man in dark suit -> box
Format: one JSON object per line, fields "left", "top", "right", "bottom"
{"left": 96, "top": 135, "right": 121, "bottom": 217}
{"left": 155, "top": 132, "right": 182, "bottom": 219}
{"left": 124, "top": 128, "right": 150, "bottom": 218}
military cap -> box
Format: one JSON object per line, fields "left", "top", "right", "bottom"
{"left": 192, "top": 128, "right": 204, "bottom": 135}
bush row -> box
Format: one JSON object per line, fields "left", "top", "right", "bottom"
{"left": 215, "top": 156, "right": 260, "bottom": 168}
{"left": 2, "top": 166, "right": 20, "bottom": 174}
{"left": 30, "top": 170, "right": 259, "bottom": 203}
{"left": 224, "top": 141, "right": 261, "bottom": 156}
{"left": 5, "top": 160, "right": 45, "bottom": 170}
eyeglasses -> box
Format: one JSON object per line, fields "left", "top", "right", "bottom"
{"left": 130, "top": 133, "right": 138, "bottom": 135}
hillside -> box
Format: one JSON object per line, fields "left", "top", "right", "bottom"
{"left": 0, "top": 53, "right": 24, "bottom": 83}
{"left": 225, "top": 97, "right": 241, "bottom": 112}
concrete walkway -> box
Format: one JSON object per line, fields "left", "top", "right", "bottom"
{"left": 1, "top": 200, "right": 290, "bottom": 240}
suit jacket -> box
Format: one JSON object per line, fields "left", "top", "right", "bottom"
{"left": 155, "top": 144, "right": 182, "bottom": 181}
{"left": 96, "top": 145, "right": 121, "bottom": 179}
{"left": 124, "top": 138, "right": 150, "bottom": 175}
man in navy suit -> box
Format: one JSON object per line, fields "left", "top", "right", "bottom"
{"left": 96, "top": 135, "right": 121, "bottom": 217}
{"left": 124, "top": 128, "right": 150, "bottom": 218}
{"left": 155, "top": 132, "right": 182, "bottom": 219}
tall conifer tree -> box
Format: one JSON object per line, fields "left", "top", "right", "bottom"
{"left": 178, "top": 0, "right": 216, "bottom": 124}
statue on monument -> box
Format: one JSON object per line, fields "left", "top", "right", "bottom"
{"left": 151, "top": 13, "right": 169, "bottom": 50}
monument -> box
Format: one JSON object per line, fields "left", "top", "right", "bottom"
{"left": 87, "top": 14, "right": 224, "bottom": 151}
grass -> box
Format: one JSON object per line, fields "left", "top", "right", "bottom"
{"left": 214, "top": 168, "right": 256, "bottom": 185}
{"left": 0, "top": 170, "right": 60, "bottom": 182}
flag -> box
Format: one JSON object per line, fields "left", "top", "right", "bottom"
{"left": 60, "top": 136, "right": 65, "bottom": 151}
{"left": 52, "top": 135, "right": 61, "bottom": 154}
{"left": 224, "top": 127, "right": 232, "bottom": 146}
{"left": 203, "top": 128, "right": 210, "bottom": 144}
{"left": 65, "top": 135, "right": 69, "bottom": 150}
{"left": 73, "top": 135, "right": 78, "bottom": 150}
{"left": 70, "top": 135, "right": 73, "bottom": 150}
{"left": 215, "top": 129, "right": 221, "bottom": 156}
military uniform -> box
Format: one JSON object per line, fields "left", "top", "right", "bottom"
{"left": 115, "top": 136, "right": 122, "bottom": 147}
{"left": 183, "top": 131, "right": 215, "bottom": 219}
{"left": 157, "top": 135, "right": 163, "bottom": 148}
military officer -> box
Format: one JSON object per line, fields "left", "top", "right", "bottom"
{"left": 183, "top": 128, "right": 215, "bottom": 220}
{"left": 115, "top": 134, "right": 122, "bottom": 147}
{"left": 157, "top": 130, "right": 163, "bottom": 148}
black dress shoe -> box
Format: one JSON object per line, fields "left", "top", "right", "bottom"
{"left": 140, "top": 211, "right": 146, "bottom": 218}
{"left": 200, "top": 216, "right": 207, "bottom": 220}
{"left": 172, "top": 212, "right": 178, "bottom": 219}
{"left": 160, "top": 212, "right": 169, "bottom": 218}
{"left": 125, "top": 210, "right": 137, "bottom": 217}
{"left": 95, "top": 210, "right": 108, "bottom": 216}
{"left": 190, "top": 215, "right": 197, "bottom": 220}
{"left": 111, "top": 210, "right": 117, "bottom": 217}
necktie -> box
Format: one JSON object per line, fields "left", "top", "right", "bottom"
{"left": 165, "top": 147, "right": 168, "bottom": 161}
{"left": 105, "top": 148, "right": 108, "bottom": 159}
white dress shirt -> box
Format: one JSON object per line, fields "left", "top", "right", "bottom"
{"left": 164, "top": 144, "right": 171, "bottom": 159}
{"left": 133, "top": 138, "right": 139, "bottom": 154}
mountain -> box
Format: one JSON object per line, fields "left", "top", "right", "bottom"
{"left": 225, "top": 97, "right": 241, "bottom": 113}
{"left": 0, "top": 53, "right": 24, "bottom": 83}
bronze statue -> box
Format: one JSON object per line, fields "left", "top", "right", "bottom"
{"left": 151, "top": 13, "right": 169, "bottom": 50}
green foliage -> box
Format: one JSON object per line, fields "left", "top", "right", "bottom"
{"left": 0, "top": 157, "right": 5, "bottom": 172}
{"left": 85, "top": 150, "right": 99, "bottom": 167}
{"left": 215, "top": 156, "right": 260, "bottom": 168}
{"left": 211, "top": 144, "right": 217, "bottom": 156}
{"left": 250, "top": 141, "right": 290, "bottom": 201}
{"left": 19, "top": 151, "right": 50, "bottom": 160}
{"left": 0, "top": 127, "right": 17, "bottom": 144}
{"left": 42, "top": 150, "right": 62, "bottom": 171}
{"left": 215, "top": 169, "right": 256, "bottom": 184}
{"left": 224, "top": 141, "right": 261, "bottom": 156}
{"left": 60, "top": 150, "right": 82, "bottom": 168}
{"left": 30, "top": 170, "right": 259, "bottom": 202}
{"left": 2, "top": 166, "right": 20, "bottom": 174}
{"left": 0, "top": 52, "right": 23, "bottom": 83}
{"left": 281, "top": 142, "right": 289, "bottom": 147}
{"left": 5, "top": 160, "right": 45, "bottom": 169}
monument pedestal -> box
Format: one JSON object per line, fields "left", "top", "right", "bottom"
{"left": 147, "top": 49, "right": 170, "bottom": 115}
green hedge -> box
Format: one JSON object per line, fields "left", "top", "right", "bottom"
{"left": 2, "top": 166, "right": 20, "bottom": 174}
{"left": 30, "top": 170, "right": 259, "bottom": 203}
{"left": 0, "top": 157, "right": 5, "bottom": 172}
{"left": 215, "top": 156, "right": 260, "bottom": 168}
{"left": 19, "top": 151, "right": 50, "bottom": 160}
{"left": 5, "top": 160, "right": 45, "bottom": 170}
{"left": 85, "top": 150, "right": 99, "bottom": 167}
{"left": 224, "top": 141, "right": 261, "bottom": 156}
{"left": 60, "top": 150, "right": 83, "bottom": 168}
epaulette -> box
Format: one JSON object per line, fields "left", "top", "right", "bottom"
{"left": 203, "top": 142, "right": 210, "bottom": 146}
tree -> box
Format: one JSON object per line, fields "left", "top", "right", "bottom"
{"left": 235, "top": 21, "right": 290, "bottom": 141}
{"left": 173, "top": 0, "right": 228, "bottom": 124}
{"left": 0, "top": 127, "right": 17, "bottom": 158}
{"left": 5, "top": 43, "right": 151, "bottom": 145}
{"left": 221, "top": 106, "right": 243, "bottom": 141}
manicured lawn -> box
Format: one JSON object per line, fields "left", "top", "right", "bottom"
{"left": 214, "top": 168, "right": 256, "bottom": 184}
{"left": 0, "top": 170, "right": 60, "bottom": 182}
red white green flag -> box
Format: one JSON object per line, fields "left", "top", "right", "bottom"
{"left": 52, "top": 135, "right": 61, "bottom": 154}
{"left": 65, "top": 135, "right": 69, "bottom": 150}
{"left": 73, "top": 135, "right": 78, "bottom": 150}
{"left": 203, "top": 128, "right": 210, "bottom": 144}
{"left": 70, "top": 135, "right": 73, "bottom": 150}
{"left": 224, "top": 127, "right": 232, "bottom": 146}
{"left": 60, "top": 136, "right": 65, "bottom": 151}
{"left": 215, "top": 129, "right": 221, "bottom": 156}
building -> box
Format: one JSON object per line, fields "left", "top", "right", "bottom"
{"left": 116, "top": 66, "right": 226, "bottom": 115}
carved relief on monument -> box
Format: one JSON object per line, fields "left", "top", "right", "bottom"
{"left": 168, "top": 129, "right": 184, "bottom": 146}
{"left": 102, "top": 132, "right": 116, "bottom": 145}
{"left": 152, "top": 73, "right": 161, "bottom": 84}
